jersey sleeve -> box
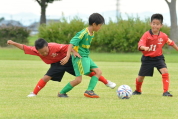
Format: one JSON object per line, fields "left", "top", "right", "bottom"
{"left": 70, "top": 32, "right": 83, "bottom": 46}
{"left": 159, "top": 32, "right": 174, "bottom": 46}
{"left": 23, "top": 45, "right": 39, "bottom": 56}
{"left": 167, "top": 38, "right": 175, "bottom": 46}
{"left": 163, "top": 33, "right": 175, "bottom": 46}
{"left": 138, "top": 32, "right": 148, "bottom": 50}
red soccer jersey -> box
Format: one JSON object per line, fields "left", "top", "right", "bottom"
{"left": 23, "top": 43, "right": 69, "bottom": 64}
{"left": 138, "top": 30, "right": 170, "bottom": 57}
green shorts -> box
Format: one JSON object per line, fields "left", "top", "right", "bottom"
{"left": 72, "top": 56, "right": 98, "bottom": 76}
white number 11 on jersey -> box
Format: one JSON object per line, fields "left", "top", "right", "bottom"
{"left": 149, "top": 44, "right": 156, "bottom": 51}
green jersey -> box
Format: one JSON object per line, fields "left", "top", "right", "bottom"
{"left": 70, "top": 27, "right": 94, "bottom": 57}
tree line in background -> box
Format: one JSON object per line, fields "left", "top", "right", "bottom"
{"left": 0, "top": 26, "right": 30, "bottom": 47}
{"left": 0, "top": 15, "right": 171, "bottom": 52}
{"left": 36, "top": 0, "right": 177, "bottom": 46}
{"left": 0, "top": 0, "right": 178, "bottom": 49}
{"left": 38, "top": 16, "right": 170, "bottom": 52}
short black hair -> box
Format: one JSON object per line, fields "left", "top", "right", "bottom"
{"left": 35, "top": 38, "right": 48, "bottom": 50}
{"left": 151, "top": 13, "right": 163, "bottom": 24}
{"left": 89, "top": 13, "right": 105, "bottom": 25}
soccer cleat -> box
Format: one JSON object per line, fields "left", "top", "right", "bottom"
{"left": 106, "top": 80, "right": 116, "bottom": 89}
{"left": 58, "top": 93, "right": 68, "bottom": 98}
{"left": 27, "top": 92, "right": 37, "bottom": 97}
{"left": 162, "top": 91, "right": 173, "bottom": 97}
{"left": 132, "top": 90, "right": 142, "bottom": 95}
{"left": 84, "top": 90, "right": 99, "bottom": 98}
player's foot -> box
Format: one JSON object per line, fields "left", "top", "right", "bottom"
{"left": 132, "top": 90, "right": 142, "bottom": 95}
{"left": 162, "top": 91, "right": 173, "bottom": 97}
{"left": 27, "top": 92, "right": 37, "bottom": 97}
{"left": 106, "top": 80, "right": 116, "bottom": 89}
{"left": 84, "top": 90, "right": 99, "bottom": 98}
{"left": 58, "top": 93, "right": 68, "bottom": 98}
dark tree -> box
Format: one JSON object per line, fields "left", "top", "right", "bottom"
{"left": 165, "top": 0, "right": 178, "bottom": 42}
{"left": 36, "top": 0, "right": 61, "bottom": 24}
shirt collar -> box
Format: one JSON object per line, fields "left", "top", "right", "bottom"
{"left": 149, "top": 29, "right": 160, "bottom": 36}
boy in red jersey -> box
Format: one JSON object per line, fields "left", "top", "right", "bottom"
{"left": 132, "top": 13, "right": 178, "bottom": 97}
{"left": 7, "top": 38, "right": 116, "bottom": 97}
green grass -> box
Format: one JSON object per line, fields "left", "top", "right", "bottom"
{"left": 1, "top": 49, "right": 178, "bottom": 118}
{"left": 1, "top": 60, "right": 178, "bottom": 119}
{"left": 28, "top": 34, "right": 38, "bottom": 46}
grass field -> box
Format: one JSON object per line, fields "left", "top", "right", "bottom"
{"left": 1, "top": 48, "right": 178, "bottom": 119}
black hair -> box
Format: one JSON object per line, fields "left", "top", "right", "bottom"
{"left": 89, "top": 13, "right": 105, "bottom": 25}
{"left": 35, "top": 38, "right": 48, "bottom": 50}
{"left": 151, "top": 13, "right": 163, "bottom": 24}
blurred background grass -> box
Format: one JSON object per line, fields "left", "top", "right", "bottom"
{"left": 1, "top": 47, "right": 178, "bottom": 63}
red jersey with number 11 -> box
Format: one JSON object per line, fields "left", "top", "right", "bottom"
{"left": 138, "top": 30, "right": 173, "bottom": 57}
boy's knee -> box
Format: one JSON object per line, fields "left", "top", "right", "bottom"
{"left": 95, "top": 70, "right": 102, "bottom": 77}
{"left": 42, "top": 75, "right": 51, "bottom": 82}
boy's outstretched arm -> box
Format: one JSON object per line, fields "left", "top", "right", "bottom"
{"left": 171, "top": 43, "right": 178, "bottom": 51}
{"left": 7, "top": 40, "right": 24, "bottom": 50}
{"left": 167, "top": 38, "right": 178, "bottom": 51}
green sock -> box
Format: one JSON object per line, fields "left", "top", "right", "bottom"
{"left": 60, "top": 82, "right": 73, "bottom": 94}
{"left": 87, "top": 76, "right": 99, "bottom": 90}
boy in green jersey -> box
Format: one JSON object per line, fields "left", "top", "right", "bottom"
{"left": 58, "top": 13, "right": 107, "bottom": 98}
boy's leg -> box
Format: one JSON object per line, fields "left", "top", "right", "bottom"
{"left": 84, "top": 76, "right": 99, "bottom": 98}
{"left": 87, "top": 72, "right": 107, "bottom": 84}
{"left": 162, "top": 73, "right": 172, "bottom": 97}
{"left": 87, "top": 72, "right": 116, "bottom": 89}
{"left": 132, "top": 76, "right": 144, "bottom": 95}
{"left": 72, "top": 57, "right": 100, "bottom": 98}
{"left": 159, "top": 66, "right": 172, "bottom": 97}
{"left": 58, "top": 76, "right": 82, "bottom": 97}
{"left": 158, "top": 62, "right": 173, "bottom": 97}
{"left": 84, "top": 68, "right": 101, "bottom": 98}
{"left": 58, "top": 83, "right": 73, "bottom": 98}
{"left": 133, "top": 57, "right": 152, "bottom": 95}
{"left": 87, "top": 76, "right": 99, "bottom": 90}
{"left": 27, "top": 75, "right": 51, "bottom": 97}
{"left": 162, "top": 73, "right": 169, "bottom": 93}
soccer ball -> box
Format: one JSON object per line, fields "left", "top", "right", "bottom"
{"left": 117, "top": 85, "right": 132, "bottom": 99}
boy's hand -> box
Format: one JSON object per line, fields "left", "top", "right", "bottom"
{"left": 144, "top": 47, "right": 150, "bottom": 51}
{"left": 73, "top": 51, "right": 82, "bottom": 58}
{"left": 140, "top": 46, "right": 150, "bottom": 51}
{"left": 72, "top": 49, "right": 82, "bottom": 58}
{"left": 60, "top": 56, "right": 70, "bottom": 65}
{"left": 7, "top": 40, "right": 14, "bottom": 45}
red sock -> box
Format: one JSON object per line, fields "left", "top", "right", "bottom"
{"left": 88, "top": 72, "right": 95, "bottom": 77}
{"left": 162, "top": 73, "right": 169, "bottom": 93}
{"left": 88, "top": 72, "right": 108, "bottom": 84}
{"left": 135, "top": 78, "right": 143, "bottom": 92}
{"left": 33, "top": 79, "right": 47, "bottom": 95}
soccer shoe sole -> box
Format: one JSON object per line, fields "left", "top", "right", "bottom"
{"left": 84, "top": 93, "right": 99, "bottom": 98}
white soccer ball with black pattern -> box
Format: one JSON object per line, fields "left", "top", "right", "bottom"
{"left": 117, "top": 85, "right": 132, "bottom": 99}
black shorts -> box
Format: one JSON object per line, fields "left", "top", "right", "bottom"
{"left": 45, "top": 57, "right": 75, "bottom": 82}
{"left": 138, "top": 55, "right": 167, "bottom": 76}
